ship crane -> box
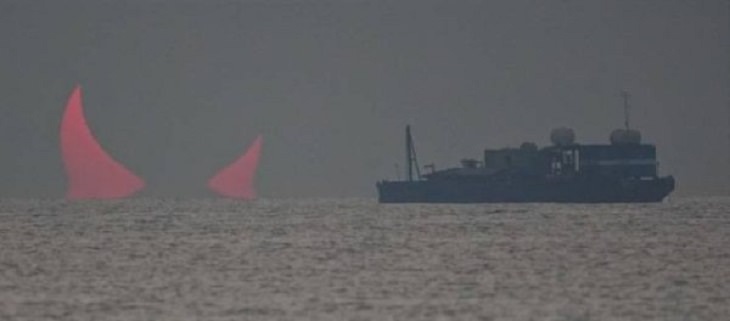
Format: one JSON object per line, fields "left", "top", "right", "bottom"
{"left": 405, "top": 125, "right": 422, "bottom": 181}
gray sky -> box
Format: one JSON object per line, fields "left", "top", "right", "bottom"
{"left": 0, "top": 0, "right": 728, "bottom": 198}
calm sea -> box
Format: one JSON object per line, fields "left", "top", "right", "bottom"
{"left": 0, "top": 197, "right": 728, "bottom": 320}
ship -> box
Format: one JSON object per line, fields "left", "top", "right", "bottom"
{"left": 377, "top": 96, "right": 675, "bottom": 203}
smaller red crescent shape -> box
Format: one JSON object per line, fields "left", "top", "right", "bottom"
{"left": 207, "top": 135, "right": 262, "bottom": 199}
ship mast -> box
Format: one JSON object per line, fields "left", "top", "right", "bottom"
{"left": 405, "top": 125, "right": 421, "bottom": 181}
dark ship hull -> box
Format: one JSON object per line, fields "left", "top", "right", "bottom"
{"left": 377, "top": 176, "right": 675, "bottom": 203}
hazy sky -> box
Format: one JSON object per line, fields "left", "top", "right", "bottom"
{"left": 0, "top": 0, "right": 727, "bottom": 198}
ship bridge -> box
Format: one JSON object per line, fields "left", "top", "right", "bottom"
{"left": 545, "top": 144, "right": 659, "bottom": 179}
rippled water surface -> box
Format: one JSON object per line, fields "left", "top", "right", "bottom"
{"left": 1, "top": 197, "right": 728, "bottom": 320}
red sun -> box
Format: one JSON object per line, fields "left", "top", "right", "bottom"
{"left": 60, "top": 85, "right": 262, "bottom": 200}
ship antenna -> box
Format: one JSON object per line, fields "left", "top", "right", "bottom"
{"left": 622, "top": 91, "right": 631, "bottom": 130}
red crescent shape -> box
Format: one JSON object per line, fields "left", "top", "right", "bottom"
{"left": 60, "top": 85, "right": 145, "bottom": 199}
{"left": 207, "top": 135, "right": 262, "bottom": 199}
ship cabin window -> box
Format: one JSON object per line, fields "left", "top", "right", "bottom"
{"left": 574, "top": 145, "right": 658, "bottom": 178}
{"left": 550, "top": 155, "right": 562, "bottom": 174}
{"left": 562, "top": 151, "right": 573, "bottom": 166}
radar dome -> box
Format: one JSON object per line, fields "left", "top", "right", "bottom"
{"left": 550, "top": 127, "right": 575, "bottom": 146}
{"left": 610, "top": 129, "right": 641, "bottom": 145}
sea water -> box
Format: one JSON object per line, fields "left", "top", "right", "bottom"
{"left": 0, "top": 197, "right": 728, "bottom": 320}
